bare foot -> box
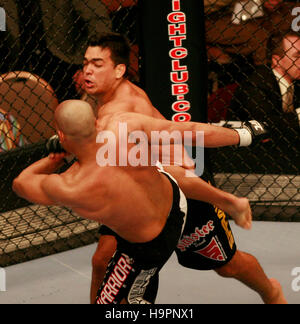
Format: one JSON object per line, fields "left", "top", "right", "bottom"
{"left": 226, "top": 197, "right": 252, "bottom": 230}
{"left": 264, "top": 278, "right": 288, "bottom": 304}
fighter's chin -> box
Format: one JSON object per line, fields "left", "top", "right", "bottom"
{"left": 84, "top": 87, "right": 98, "bottom": 95}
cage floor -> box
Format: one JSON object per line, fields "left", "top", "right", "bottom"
{"left": 0, "top": 221, "right": 299, "bottom": 304}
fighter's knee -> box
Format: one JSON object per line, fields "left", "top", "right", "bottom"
{"left": 215, "top": 250, "right": 257, "bottom": 278}
{"left": 214, "top": 251, "right": 241, "bottom": 278}
{"left": 92, "top": 250, "right": 110, "bottom": 270}
{"left": 215, "top": 263, "right": 237, "bottom": 278}
{"left": 92, "top": 236, "right": 117, "bottom": 271}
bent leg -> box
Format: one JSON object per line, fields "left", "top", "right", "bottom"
{"left": 164, "top": 165, "right": 252, "bottom": 229}
{"left": 91, "top": 234, "right": 117, "bottom": 304}
{"left": 215, "top": 250, "right": 287, "bottom": 304}
{"left": 174, "top": 196, "right": 286, "bottom": 304}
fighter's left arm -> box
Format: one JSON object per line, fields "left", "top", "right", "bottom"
{"left": 119, "top": 112, "right": 240, "bottom": 148}
{"left": 121, "top": 112, "right": 268, "bottom": 148}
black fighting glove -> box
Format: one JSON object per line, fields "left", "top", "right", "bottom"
{"left": 45, "top": 135, "right": 77, "bottom": 165}
{"left": 46, "top": 135, "right": 66, "bottom": 154}
{"left": 235, "top": 120, "right": 270, "bottom": 146}
{"left": 212, "top": 120, "right": 270, "bottom": 146}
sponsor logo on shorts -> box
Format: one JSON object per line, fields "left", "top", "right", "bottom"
{"left": 96, "top": 255, "right": 133, "bottom": 304}
{"left": 177, "top": 220, "right": 215, "bottom": 252}
{"left": 193, "top": 236, "right": 227, "bottom": 262}
{"left": 214, "top": 206, "right": 235, "bottom": 249}
{"left": 128, "top": 268, "right": 157, "bottom": 304}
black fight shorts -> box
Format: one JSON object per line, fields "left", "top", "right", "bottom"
{"left": 98, "top": 172, "right": 237, "bottom": 271}
{"left": 175, "top": 198, "right": 236, "bottom": 270}
{"left": 174, "top": 167, "right": 237, "bottom": 270}
{"left": 95, "top": 172, "right": 187, "bottom": 304}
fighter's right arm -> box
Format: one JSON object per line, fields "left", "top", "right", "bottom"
{"left": 12, "top": 154, "right": 66, "bottom": 206}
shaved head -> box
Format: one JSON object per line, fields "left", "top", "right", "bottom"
{"left": 55, "top": 100, "right": 96, "bottom": 140}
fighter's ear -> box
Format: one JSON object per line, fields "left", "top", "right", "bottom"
{"left": 57, "top": 130, "right": 65, "bottom": 143}
{"left": 115, "top": 64, "right": 126, "bottom": 79}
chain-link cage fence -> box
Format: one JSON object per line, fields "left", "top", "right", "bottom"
{"left": 205, "top": 0, "right": 300, "bottom": 222}
{"left": 0, "top": 0, "right": 139, "bottom": 267}
{"left": 0, "top": 0, "right": 299, "bottom": 267}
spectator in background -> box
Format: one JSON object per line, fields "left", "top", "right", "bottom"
{"left": 0, "top": 108, "right": 25, "bottom": 152}
{"left": 205, "top": 0, "right": 294, "bottom": 66}
{"left": 205, "top": 0, "right": 298, "bottom": 123}
{"left": 229, "top": 30, "right": 300, "bottom": 170}
{"left": 230, "top": 31, "right": 300, "bottom": 124}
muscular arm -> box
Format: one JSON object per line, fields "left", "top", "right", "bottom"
{"left": 120, "top": 112, "right": 240, "bottom": 147}
{"left": 149, "top": 106, "right": 196, "bottom": 168}
{"left": 99, "top": 101, "right": 196, "bottom": 168}
{"left": 12, "top": 154, "right": 66, "bottom": 205}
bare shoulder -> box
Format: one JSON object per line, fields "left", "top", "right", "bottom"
{"left": 42, "top": 162, "right": 84, "bottom": 199}
{"left": 41, "top": 171, "right": 90, "bottom": 208}
{"left": 110, "top": 111, "right": 156, "bottom": 134}
{"left": 41, "top": 173, "right": 71, "bottom": 205}
{"left": 116, "top": 81, "right": 156, "bottom": 115}
{"left": 125, "top": 82, "right": 165, "bottom": 119}
{"left": 98, "top": 80, "right": 163, "bottom": 119}
{"left": 99, "top": 111, "right": 141, "bottom": 126}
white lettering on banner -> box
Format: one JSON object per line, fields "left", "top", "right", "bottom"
{"left": 167, "top": 0, "right": 191, "bottom": 122}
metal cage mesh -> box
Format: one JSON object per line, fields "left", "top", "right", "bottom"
{"left": 0, "top": 0, "right": 299, "bottom": 267}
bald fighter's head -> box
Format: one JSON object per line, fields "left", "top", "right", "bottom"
{"left": 55, "top": 100, "right": 96, "bottom": 141}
